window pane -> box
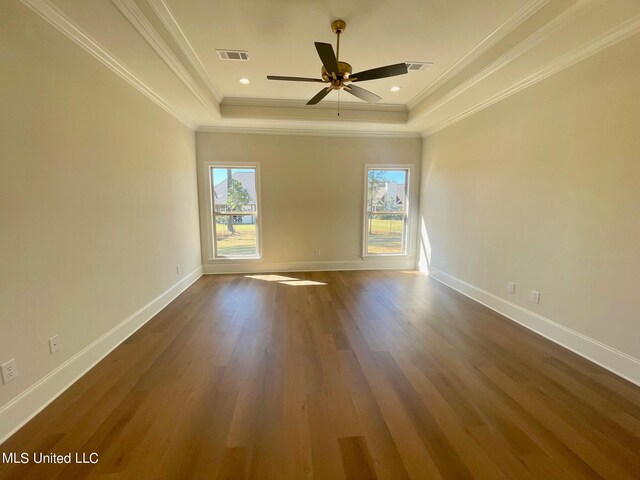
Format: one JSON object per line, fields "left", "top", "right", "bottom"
{"left": 210, "top": 167, "right": 259, "bottom": 257}
{"left": 365, "top": 168, "right": 408, "bottom": 255}
{"left": 211, "top": 168, "right": 257, "bottom": 214}
{"left": 215, "top": 215, "right": 257, "bottom": 257}
{"left": 367, "top": 169, "right": 407, "bottom": 212}
{"left": 367, "top": 214, "right": 404, "bottom": 254}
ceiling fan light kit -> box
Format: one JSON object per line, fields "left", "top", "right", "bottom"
{"left": 267, "top": 19, "right": 408, "bottom": 106}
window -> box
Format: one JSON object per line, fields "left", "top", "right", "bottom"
{"left": 209, "top": 165, "right": 261, "bottom": 258}
{"left": 364, "top": 167, "right": 410, "bottom": 255}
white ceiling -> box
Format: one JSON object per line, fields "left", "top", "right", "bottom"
{"left": 164, "top": 0, "right": 529, "bottom": 104}
{"left": 33, "top": 0, "right": 640, "bottom": 134}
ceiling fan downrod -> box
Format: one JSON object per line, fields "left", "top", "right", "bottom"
{"left": 331, "top": 19, "right": 346, "bottom": 62}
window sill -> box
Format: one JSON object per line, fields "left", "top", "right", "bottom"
{"left": 208, "top": 256, "right": 262, "bottom": 261}
{"left": 362, "top": 253, "right": 410, "bottom": 259}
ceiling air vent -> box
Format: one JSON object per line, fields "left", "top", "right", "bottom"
{"left": 405, "top": 62, "right": 433, "bottom": 72}
{"left": 216, "top": 49, "right": 249, "bottom": 61}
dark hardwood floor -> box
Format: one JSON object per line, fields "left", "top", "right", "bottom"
{"left": 1, "top": 270, "right": 639, "bottom": 479}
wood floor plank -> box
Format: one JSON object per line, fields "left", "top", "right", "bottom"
{"left": 1, "top": 271, "right": 639, "bottom": 480}
{"left": 215, "top": 447, "right": 249, "bottom": 480}
{"left": 307, "top": 392, "right": 347, "bottom": 480}
{"left": 339, "top": 436, "right": 379, "bottom": 480}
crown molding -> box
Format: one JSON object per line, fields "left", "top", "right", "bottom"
{"left": 220, "top": 102, "right": 408, "bottom": 124}
{"left": 422, "top": 14, "right": 640, "bottom": 136}
{"left": 408, "top": 0, "right": 551, "bottom": 109}
{"left": 222, "top": 97, "right": 407, "bottom": 113}
{"left": 21, "top": 0, "right": 196, "bottom": 130}
{"left": 197, "top": 125, "right": 421, "bottom": 139}
{"left": 219, "top": 97, "right": 408, "bottom": 124}
{"left": 410, "top": 0, "right": 595, "bottom": 122}
{"left": 110, "top": 0, "right": 220, "bottom": 117}
{"left": 146, "top": 0, "right": 223, "bottom": 104}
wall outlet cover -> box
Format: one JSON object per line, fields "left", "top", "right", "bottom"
{"left": 530, "top": 290, "right": 540, "bottom": 304}
{"left": 1, "top": 359, "right": 18, "bottom": 384}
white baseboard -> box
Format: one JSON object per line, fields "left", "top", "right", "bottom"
{"left": 0, "top": 266, "right": 203, "bottom": 444}
{"left": 428, "top": 267, "right": 640, "bottom": 387}
{"left": 203, "top": 258, "right": 416, "bottom": 275}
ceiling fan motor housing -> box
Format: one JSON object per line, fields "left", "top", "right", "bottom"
{"left": 321, "top": 62, "right": 353, "bottom": 88}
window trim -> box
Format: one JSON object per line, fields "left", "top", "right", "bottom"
{"left": 362, "top": 164, "right": 411, "bottom": 258}
{"left": 205, "top": 162, "right": 262, "bottom": 261}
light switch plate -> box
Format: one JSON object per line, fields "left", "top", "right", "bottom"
{"left": 49, "top": 335, "right": 60, "bottom": 354}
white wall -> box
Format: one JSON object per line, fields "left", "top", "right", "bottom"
{"left": 418, "top": 33, "right": 640, "bottom": 381}
{"left": 196, "top": 132, "right": 422, "bottom": 273}
{"left": 0, "top": 2, "right": 202, "bottom": 439}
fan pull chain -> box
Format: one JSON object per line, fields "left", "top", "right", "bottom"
{"left": 338, "top": 90, "right": 340, "bottom": 117}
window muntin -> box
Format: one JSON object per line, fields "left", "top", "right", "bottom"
{"left": 364, "top": 168, "right": 409, "bottom": 255}
{"left": 210, "top": 166, "right": 260, "bottom": 258}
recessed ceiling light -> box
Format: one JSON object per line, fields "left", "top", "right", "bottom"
{"left": 239, "top": 78, "right": 250, "bottom": 85}
{"left": 390, "top": 86, "right": 401, "bottom": 92}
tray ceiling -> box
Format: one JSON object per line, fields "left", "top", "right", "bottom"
{"left": 25, "top": 0, "right": 640, "bottom": 135}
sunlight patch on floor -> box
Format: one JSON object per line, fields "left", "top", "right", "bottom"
{"left": 245, "top": 274, "right": 298, "bottom": 282}
{"left": 245, "top": 275, "right": 327, "bottom": 286}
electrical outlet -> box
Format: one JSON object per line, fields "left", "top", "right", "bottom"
{"left": 314, "top": 249, "right": 321, "bottom": 257}
{"left": 507, "top": 282, "right": 516, "bottom": 294}
{"left": 49, "top": 335, "right": 60, "bottom": 354}
{"left": 1, "top": 359, "right": 18, "bottom": 384}
{"left": 530, "top": 290, "right": 540, "bottom": 304}
{"left": 176, "top": 265, "right": 181, "bottom": 276}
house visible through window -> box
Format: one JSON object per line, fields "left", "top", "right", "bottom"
{"left": 364, "top": 167, "right": 409, "bottom": 255}
{"left": 210, "top": 166, "right": 260, "bottom": 258}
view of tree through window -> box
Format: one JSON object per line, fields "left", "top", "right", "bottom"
{"left": 211, "top": 167, "right": 259, "bottom": 257}
{"left": 365, "top": 168, "right": 409, "bottom": 255}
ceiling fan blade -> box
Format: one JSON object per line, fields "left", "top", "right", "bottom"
{"left": 314, "top": 42, "right": 339, "bottom": 75}
{"left": 351, "top": 62, "right": 408, "bottom": 82}
{"left": 267, "top": 75, "right": 325, "bottom": 83}
{"left": 306, "top": 87, "right": 332, "bottom": 105}
{"left": 344, "top": 85, "right": 381, "bottom": 103}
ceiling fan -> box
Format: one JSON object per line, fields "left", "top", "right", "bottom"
{"left": 267, "top": 19, "right": 408, "bottom": 105}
